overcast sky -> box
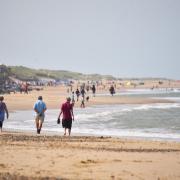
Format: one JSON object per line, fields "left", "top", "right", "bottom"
{"left": 0, "top": 0, "right": 180, "bottom": 79}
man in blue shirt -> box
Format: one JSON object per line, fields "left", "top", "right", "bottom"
{"left": 34, "top": 96, "right": 47, "bottom": 134}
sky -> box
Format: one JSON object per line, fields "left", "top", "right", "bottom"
{"left": 0, "top": 0, "right": 180, "bottom": 79}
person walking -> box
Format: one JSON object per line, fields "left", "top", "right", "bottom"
{"left": 71, "top": 91, "right": 75, "bottom": 104}
{"left": 80, "top": 88, "right": 86, "bottom": 99}
{"left": 92, "top": 84, "right": 96, "bottom": 97}
{"left": 33, "top": 96, "right": 47, "bottom": 134}
{"left": 0, "top": 96, "right": 9, "bottom": 133}
{"left": 75, "top": 88, "right": 80, "bottom": 101}
{"left": 58, "top": 97, "right": 74, "bottom": 136}
{"left": 109, "top": 85, "right": 115, "bottom": 96}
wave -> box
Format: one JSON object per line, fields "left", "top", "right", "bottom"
{"left": 3, "top": 103, "right": 180, "bottom": 141}
{"left": 74, "top": 103, "right": 180, "bottom": 120}
{"left": 133, "top": 103, "right": 180, "bottom": 110}
{"left": 4, "top": 126, "right": 180, "bottom": 141}
{"left": 72, "top": 128, "right": 180, "bottom": 141}
{"left": 153, "top": 97, "right": 180, "bottom": 102}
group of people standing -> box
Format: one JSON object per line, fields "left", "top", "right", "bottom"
{"left": 0, "top": 83, "right": 115, "bottom": 136}
{"left": 71, "top": 85, "right": 96, "bottom": 108}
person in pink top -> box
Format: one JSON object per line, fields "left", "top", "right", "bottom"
{"left": 58, "top": 97, "right": 74, "bottom": 136}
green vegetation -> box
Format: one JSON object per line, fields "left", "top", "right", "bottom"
{"left": 0, "top": 65, "right": 11, "bottom": 80}
{"left": 0, "top": 64, "right": 172, "bottom": 82}
{"left": 1, "top": 65, "right": 116, "bottom": 81}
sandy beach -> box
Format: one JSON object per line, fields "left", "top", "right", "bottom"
{"left": 2, "top": 84, "right": 177, "bottom": 111}
{"left": 1, "top": 84, "right": 180, "bottom": 179}
{"left": 0, "top": 133, "right": 180, "bottom": 180}
{"left": 1, "top": 0, "right": 180, "bottom": 178}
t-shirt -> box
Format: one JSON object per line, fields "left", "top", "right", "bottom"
{"left": 61, "top": 102, "right": 73, "bottom": 120}
{"left": 34, "top": 100, "right": 46, "bottom": 115}
{"left": 0, "top": 102, "right": 6, "bottom": 112}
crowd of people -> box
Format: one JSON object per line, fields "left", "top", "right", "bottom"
{"left": 0, "top": 83, "right": 117, "bottom": 136}
{"left": 68, "top": 84, "right": 97, "bottom": 108}
{"left": 0, "top": 95, "right": 74, "bottom": 136}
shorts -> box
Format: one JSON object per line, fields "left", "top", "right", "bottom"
{"left": 62, "top": 119, "right": 72, "bottom": 129}
{"left": 35, "top": 114, "right": 45, "bottom": 123}
{"left": 0, "top": 112, "right": 5, "bottom": 122}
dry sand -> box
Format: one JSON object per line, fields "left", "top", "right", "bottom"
{"left": 2, "top": 85, "right": 175, "bottom": 111}
{"left": 0, "top": 84, "right": 180, "bottom": 179}
{"left": 0, "top": 133, "right": 180, "bottom": 180}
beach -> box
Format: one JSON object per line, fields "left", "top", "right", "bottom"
{"left": 1, "top": 0, "right": 180, "bottom": 178}
{"left": 2, "top": 84, "right": 176, "bottom": 111}
{"left": 1, "top": 84, "right": 180, "bottom": 179}
{"left": 0, "top": 133, "right": 180, "bottom": 180}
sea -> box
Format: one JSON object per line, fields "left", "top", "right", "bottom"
{"left": 3, "top": 88, "right": 180, "bottom": 141}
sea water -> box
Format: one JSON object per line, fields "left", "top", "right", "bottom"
{"left": 3, "top": 88, "right": 180, "bottom": 141}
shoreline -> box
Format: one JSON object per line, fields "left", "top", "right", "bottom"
{"left": 2, "top": 126, "right": 180, "bottom": 143}
{"left": 1, "top": 131, "right": 180, "bottom": 150}
{"left": 3, "top": 100, "right": 180, "bottom": 142}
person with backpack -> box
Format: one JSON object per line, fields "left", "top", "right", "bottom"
{"left": 0, "top": 96, "right": 9, "bottom": 133}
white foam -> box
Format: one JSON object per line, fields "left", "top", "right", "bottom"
{"left": 3, "top": 103, "right": 180, "bottom": 141}
{"left": 71, "top": 128, "right": 180, "bottom": 141}
{"left": 153, "top": 97, "right": 180, "bottom": 102}
{"left": 133, "top": 103, "right": 180, "bottom": 111}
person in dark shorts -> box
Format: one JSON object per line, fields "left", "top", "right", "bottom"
{"left": 0, "top": 96, "right": 9, "bottom": 133}
{"left": 58, "top": 97, "right": 74, "bottom": 136}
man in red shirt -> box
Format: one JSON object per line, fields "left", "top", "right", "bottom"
{"left": 58, "top": 97, "right": 74, "bottom": 136}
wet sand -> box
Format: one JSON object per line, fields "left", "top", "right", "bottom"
{"left": 0, "top": 132, "right": 180, "bottom": 180}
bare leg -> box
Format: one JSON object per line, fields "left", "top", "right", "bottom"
{"left": 36, "top": 119, "right": 39, "bottom": 133}
{"left": 38, "top": 121, "right": 43, "bottom": 134}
